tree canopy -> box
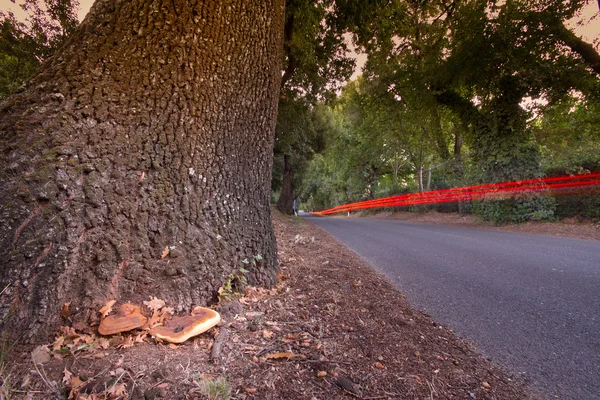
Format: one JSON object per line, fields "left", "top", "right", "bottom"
{"left": 302, "top": 0, "right": 600, "bottom": 222}
{"left": 0, "top": 0, "right": 79, "bottom": 99}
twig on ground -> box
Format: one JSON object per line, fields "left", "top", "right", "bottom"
{"left": 255, "top": 340, "right": 280, "bottom": 357}
{"left": 210, "top": 327, "right": 229, "bottom": 364}
{"left": 31, "top": 355, "right": 60, "bottom": 397}
{"left": 299, "top": 359, "right": 354, "bottom": 366}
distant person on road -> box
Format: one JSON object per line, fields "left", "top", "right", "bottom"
{"left": 293, "top": 199, "right": 298, "bottom": 216}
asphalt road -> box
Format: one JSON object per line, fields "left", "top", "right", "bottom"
{"left": 303, "top": 214, "right": 600, "bottom": 400}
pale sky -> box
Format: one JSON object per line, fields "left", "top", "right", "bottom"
{"left": 0, "top": 0, "right": 93, "bottom": 22}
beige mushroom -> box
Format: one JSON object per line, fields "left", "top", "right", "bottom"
{"left": 98, "top": 303, "right": 147, "bottom": 335}
{"left": 149, "top": 307, "right": 220, "bottom": 343}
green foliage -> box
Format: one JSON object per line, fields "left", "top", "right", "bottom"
{"left": 532, "top": 95, "right": 600, "bottom": 220}
{"left": 303, "top": 75, "right": 460, "bottom": 211}
{"left": 472, "top": 192, "right": 556, "bottom": 224}
{"left": 281, "top": 0, "right": 354, "bottom": 102}
{"left": 331, "top": 0, "right": 600, "bottom": 222}
{"left": 217, "top": 255, "right": 262, "bottom": 301}
{"left": 217, "top": 267, "right": 248, "bottom": 302}
{"left": 197, "top": 376, "right": 231, "bottom": 400}
{"left": 0, "top": 0, "right": 79, "bottom": 100}
{"left": 272, "top": 96, "right": 335, "bottom": 214}
{"left": 272, "top": 97, "right": 326, "bottom": 191}
{"left": 274, "top": 0, "right": 358, "bottom": 213}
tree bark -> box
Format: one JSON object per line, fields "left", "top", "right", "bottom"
{"left": 416, "top": 164, "right": 424, "bottom": 193}
{"left": 426, "top": 167, "right": 431, "bottom": 192}
{"left": 453, "top": 131, "right": 463, "bottom": 157}
{"left": 391, "top": 153, "right": 399, "bottom": 192}
{"left": 0, "top": 0, "right": 284, "bottom": 342}
{"left": 276, "top": 153, "right": 294, "bottom": 214}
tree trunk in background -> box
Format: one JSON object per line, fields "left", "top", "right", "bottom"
{"left": 0, "top": 0, "right": 284, "bottom": 342}
{"left": 454, "top": 131, "right": 466, "bottom": 214}
{"left": 416, "top": 165, "right": 424, "bottom": 193}
{"left": 426, "top": 168, "right": 431, "bottom": 192}
{"left": 453, "top": 132, "right": 463, "bottom": 157}
{"left": 276, "top": 154, "right": 294, "bottom": 214}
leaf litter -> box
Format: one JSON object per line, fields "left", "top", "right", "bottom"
{"left": 6, "top": 211, "right": 542, "bottom": 399}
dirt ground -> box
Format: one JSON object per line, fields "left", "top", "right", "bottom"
{"left": 2, "top": 211, "right": 547, "bottom": 400}
{"left": 348, "top": 210, "right": 600, "bottom": 241}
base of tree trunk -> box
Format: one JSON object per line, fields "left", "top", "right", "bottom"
{"left": 0, "top": 0, "right": 284, "bottom": 343}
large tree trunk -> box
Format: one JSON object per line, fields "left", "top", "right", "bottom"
{"left": 0, "top": 0, "right": 284, "bottom": 342}
{"left": 276, "top": 153, "right": 294, "bottom": 214}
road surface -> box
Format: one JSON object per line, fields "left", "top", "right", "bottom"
{"left": 303, "top": 214, "right": 600, "bottom": 400}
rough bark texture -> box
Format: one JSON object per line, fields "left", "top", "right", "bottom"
{"left": 0, "top": 0, "right": 284, "bottom": 342}
{"left": 276, "top": 154, "right": 294, "bottom": 214}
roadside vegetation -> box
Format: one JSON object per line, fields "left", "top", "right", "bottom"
{"left": 274, "top": 1, "right": 600, "bottom": 224}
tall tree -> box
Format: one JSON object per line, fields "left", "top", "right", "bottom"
{"left": 273, "top": 0, "right": 353, "bottom": 214}
{"left": 273, "top": 97, "right": 327, "bottom": 214}
{"left": 0, "top": 0, "right": 284, "bottom": 342}
{"left": 343, "top": 0, "right": 599, "bottom": 221}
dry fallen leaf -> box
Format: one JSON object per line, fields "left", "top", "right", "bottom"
{"left": 161, "top": 246, "right": 169, "bottom": 259}
{"left": 145, "top": 309, "right": 171, "bottom": 329}
{"left": 99, "top": 300, "right": 116, "bottom": 318}
{"left": 262, "top": 330, "right": 274, "bottom": 339}
{"left": 265, "top": 352, "right": 295, "bottom": 360}
{"left": 134, "top": 332, "right": 148, "bottom": 343}
{"left": 52, "top": 336, "right": 65, "bottom": 351}
{"left": 80, "top": 352, "right": 106, "bottom": 359}
{"left": 144, "top": 296, "right": 166, "bottom": 312}
{"left": 107, "top": 382, "right": 127, "bottom": 397}
{"left": 244, "top": 387, "right": 258, "bottom": 394}
{"left": 282, "top": 333, "right": 300, "bottom": 343}
{"left": 70, "top": 375, "right": 84, "bottom": 390}
{"left": 20, "top": 373, "right": 31, "bottom": 390}
{"left": 61, "top": 302, "right": 71, "bottom": 318}
{"left": 97, "top": 337, "right": 110, "bottom": 349}
{"left": 238, "top": 297, "right": 249, "bottom": 305}
{"left": 117, "top": 335, "right": 134, "bottom": 349}
{"left": 31, "top": 345, "right": 51, "bottom": 364}
{"left": 62, "top": 368, "right": 73, "bottom": 386}
{"left": 59, "top": 326, "right": 78, "bottom": 337}
{"left": 277, "top": 272, "right": 289, "bottom": 281}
